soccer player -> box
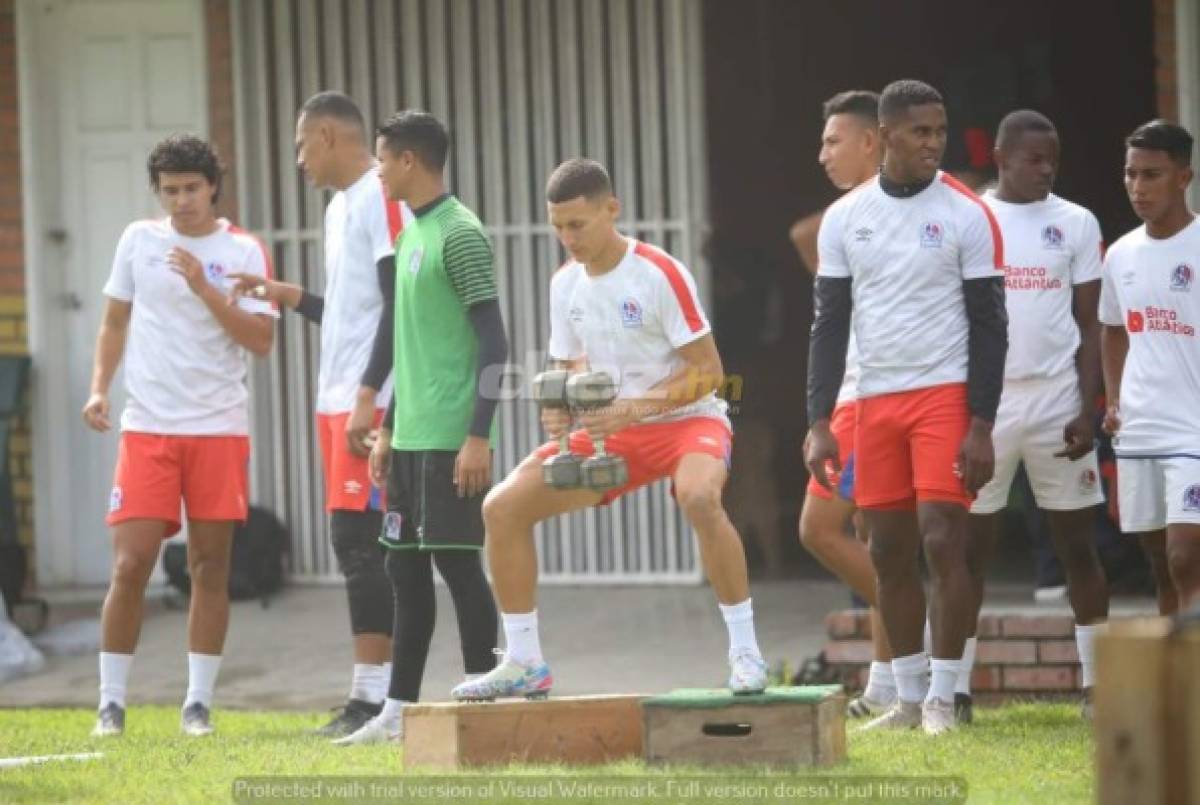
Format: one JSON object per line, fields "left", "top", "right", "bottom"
{"left": 957, "top": 110, "right": 1109, "bottom": 721}
{"left": 227, "top": 92, "right": 410, "bottom": 737}
{"left": 450, "top": 157, "right": 769, "bottom": 702}
{"left": 346, "top": 110, "right": 506, "bottom": 744}
{"left": 792, "top": 90, "right": 896, "bottom": 717}
{"left": 1100, "top": 120, "right": 1200, "bottom": 611}
{"left": 806, "top": 80, "right": 1007, "bottom": 735}
{"left": 82, "top": 135, "right": 276, "bottom": 737}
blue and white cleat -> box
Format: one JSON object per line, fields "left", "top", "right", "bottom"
{"left": 450, "top": 652, "right": 553, "bottom": 702}
{"left": 728, "top": 648, "right": 769, "bottom": 695}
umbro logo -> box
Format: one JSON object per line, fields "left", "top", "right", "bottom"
{"left": 343, "top": 479, "right": 363, "bottom": 496}
{"left": 854, "top": 227, "right": 873, "bottom": 242}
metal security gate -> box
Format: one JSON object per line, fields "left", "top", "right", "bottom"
{"left": 231, "top": 0, "right": 709, "bottom": 583}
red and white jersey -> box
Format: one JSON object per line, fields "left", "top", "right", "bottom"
{"left": 318, "top": 165, "right": 411, "bottom": 414}
{"left": 103, "top": 217, "right": 278, "bottom": 435}
{"left": 548, "top": 238, "right": 729, "bottom": 425}
{"left": 1099, "top": 216, "right": 1200, "bottom": 456}
{"left": 817, "top": 171, "right": 1004, "bottom": 398}
{"left": 983, "top": 191, "right": 1103, "bottom": 381}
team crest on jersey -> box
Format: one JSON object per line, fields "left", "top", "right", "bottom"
{"left": 109, "top": 486, "right": 123, "bottom": 514}
{"left": 1183, "top": 484, "right": 1200, "bottom": 512}
{"left": 408, "top": 247, "right": 424, "bottom": 275}
{"left": 1079, "top": 468, "right": 1097, "bottom": 492}
{"left": 383, "top": 511, "right": 403, "bottom": 543}
{"left": 1170, "top": 263, "right": 1194, "bottom": 292}
{"left": 620, "top": 297, "right": 644, "bottom": 328}
{"left": 1041, "top": 225, "right": 1065, "bottom": 250}
{"left": 204, "top": 262, "right": 227, "bottom": 284}
{"left": 919, "top": 221, "right": 944, "bottom": 248}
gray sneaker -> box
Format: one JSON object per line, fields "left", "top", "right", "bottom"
{"left": 857, "top": 699, "right": 922, "bottom": 732}
{"left": 91, "top": 702, "right": 125, "bottom": 737}
{"left": 181, "top": 702, "right": 214, "bottom": 737}
{"left": 922, "top": 696, "right": 956, "bottom": 736}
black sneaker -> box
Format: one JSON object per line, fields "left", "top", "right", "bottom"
{"left": 954, "top": 692, "right": 973, "bottom": 725}
{"left": 312, "top": 698, "right": 383, "bottom": 738}
{"left": 181, "top": 702, "right": 214, "bottom": 737}
{"left": 91, "top": 702, "right": 125, "bottom": 737}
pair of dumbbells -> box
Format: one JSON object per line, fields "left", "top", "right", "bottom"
{"left": 532, "top": 369, "right": 629, "bottom": 492}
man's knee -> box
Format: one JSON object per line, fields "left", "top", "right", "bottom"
{"left": 799, "top": 504, "right": 842, "bottom": 555}
{"left": 111, "top": 550, "right": 156, "bottom": 589}
{"left": 482, "top": 469, "right": 539, "bottom": 532}
{"left": 188, "top": 554, "right": 230, "bottom": 593}
{"left": 677, "top": 480, "right": 724, "bottom": 529}
{"left": 1166, "top": 533, "right": 1200, "bottom": 585}
{"left": 331, "top": 510, "right": 393, "bottom": 635}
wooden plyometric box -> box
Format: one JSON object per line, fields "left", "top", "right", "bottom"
{"left": 642, "top": 685, "right": 846, "bottom": 768}
{"left": 402, "top": 694, "right": 645, "bottom": 770}
{"left": 1095, "top": 616, "right": 1200, "bottom": 805}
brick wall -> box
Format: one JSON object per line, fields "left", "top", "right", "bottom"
{"left": 823, "top": 609, "right": 1088, "bottom": 697}
{"left": 1155, "top": 0, "right": 1178, "bottom": 120}
{"left": 0, "top": 0, "right": 33, "bottom": 560}
{"left": 205, "top": 0, "right": 239, "bottom": 223}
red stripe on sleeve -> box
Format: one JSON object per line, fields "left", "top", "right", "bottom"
{"left": 228, "top": 223, "right": 279, "bottom": 312}
{"left": 633, "top": 241, "right": 705, "bottom": 333}
{"left": 382, "top": 185, "right": 403, "bottom": 241}
{"left": 939, "top": 173, "right": 1005, "bottom": 269}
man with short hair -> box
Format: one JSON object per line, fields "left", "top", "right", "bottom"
{"left": 792, "top": 90, "right": 896, "bottom": 718}
{"left": 807, "top": 80, "right": 1007, "bottom": 735}
{"left": 347, "top": 110, "right": 507, "bottom": 744}
{"left": 450, "top": 157, "right": 769, "bottom": 702}
{"left": 957, "top": 110, "right": 1110, "bottom": 721}
{"left": 228, "top": 91, "right": 410, "bottom": 738}
{"left": 84, "top": 134, "right": 276, "bottom": 737}
{"left": 1100, "top": 119, "right": 1200, "bottom": 611}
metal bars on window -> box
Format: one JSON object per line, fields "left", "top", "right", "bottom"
{"left": 232, "top": 0, "right": 708, "bottom": 584}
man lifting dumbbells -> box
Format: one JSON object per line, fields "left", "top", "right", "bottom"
{"left": 451, "top": 158, "right": 768, "bottom": 702}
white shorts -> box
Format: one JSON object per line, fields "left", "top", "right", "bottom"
{"left": 971, "top": 372, "right": 1105, "bottom": 515}
{"left": 1116, "top": 456, "right": 1200, "bottom": 532}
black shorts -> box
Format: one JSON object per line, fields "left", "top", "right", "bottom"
{"left": 379, "top": 449, "right": 486, "bottom": 551}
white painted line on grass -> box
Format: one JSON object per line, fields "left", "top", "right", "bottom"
{"left": 0, "top": 752, "right": 104, "bottom": 769}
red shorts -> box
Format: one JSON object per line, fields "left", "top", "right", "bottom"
{"left": 854, "top": 383, "right": 971, "bottom": 510}
{"left": 316, "top": 410, "right": 385, "bottom": 512}
{"left": 807, "top": 401, "right": 856, "bottom": 501}
{"left": 106, "top": 432, "right": 250, "bottom": 537}
{"left": 533, "top": 417, "right": 732, "bottom": 504}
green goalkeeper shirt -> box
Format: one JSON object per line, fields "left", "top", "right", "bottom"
{"left": 390, "top": 194, "right": 499, "bottom": 451}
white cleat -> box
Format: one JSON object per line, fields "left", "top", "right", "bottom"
{"left": 857, "top": 699, "right": 922, "bottom": 732}
{"left": 728, "top": 648, "right": 769, "bottom": 695}
{"left": 922, "top": 696, "right": 957, "bottom": 736}
{"left": 332, "top": 712, "right": 402, "bottom": 746}
{"left": 450, "top": 652, "right": 553, "bottom": 702}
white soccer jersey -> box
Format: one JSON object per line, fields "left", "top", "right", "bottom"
{"left": 817, "top": 171, "right": 1005, "bottom": 398}
{"left": 103, "top": 217, "right": 278, "bottom": 435}
{"left": 317, "top": 166, "right": 412, "bottom": 414}
{"left": 548, "top": 238, "right": 729, "bottom": 425}
{"left": 983, "top": 191, "right": 1103, "bottom": 381}
{"left": 1099, "top": 216, "right": 1200, "bottom": 456}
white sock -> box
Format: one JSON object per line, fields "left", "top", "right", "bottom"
{"left": 719, "top": 598, "right": 762, "bottom": 656}
{"left": 863, "top": 661, "right": 897, "bottom": 703}
{"left": 99, "top": 652, "right": 133, "bottom": 709}
{"left": 955, "top": 637, "right": 978, "bottom": 696}
{"left": 923, "top": 619, "right": 933, "bottom": 655}
{"left": 891, "top": 653, "right": 930, "bottom": 704}
{"left": 927, "top": 658, "right": 961, "bottom": 704}
{"left": 349, "top": 663, "right": 387, "bottom": 704}
{"left": 379, "top": 663, "right": 393, "bottom": 701}
{"left": 184, "top": 652, "right": 222, "bottom": 709}
{"left": 378, "top": 697, "right": 407, "bottom": 726}
{"left": 502, "top": 611, "right": 543, "bottom": 664}
{"left": 1076, "top": 622, "right": 1105, "bottom": 689}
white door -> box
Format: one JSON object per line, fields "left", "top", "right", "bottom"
{"left": 23, "top": 0, "right": 206, "bottom": 587}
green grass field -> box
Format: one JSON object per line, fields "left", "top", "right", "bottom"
{"left": 0, "top": 703, "right": 1092, "bottom": 804}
